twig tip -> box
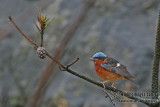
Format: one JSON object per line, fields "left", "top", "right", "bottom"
{"left": 8, "top": 15, "right": 11, "bottom": 21}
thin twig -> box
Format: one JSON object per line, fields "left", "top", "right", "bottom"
{"left": 0, "top": 0, "right": 53, "bottom": 41}
{"left": 40, "top": 30, "right": 44, "bottom": 47}
{"left": 66, "top": 57, "right": 79, "bottom": 68}
{"left": 9, "top": 16, "right": 39, "bottom": 48}
{"left": 34, "top": 22, "right": 41, "bottom": 33}
{"left": 35, "top": 33, "right": 38, "bottom": 43}
{"left": 45, "top": 52, "right": 58, "bottom": 63}
{"left": 56, "top": 57, "right": 79, "bottom": 71}
{"left": 27, "top": 1, "right": 95, "bottom": 107}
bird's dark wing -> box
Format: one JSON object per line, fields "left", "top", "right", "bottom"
{"left": 101, "top": 57, "right": 135, "bottom": 80}
{"left": 102, "top": 57, "right": 119, "bottom": 67}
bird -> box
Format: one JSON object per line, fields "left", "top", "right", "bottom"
{"left": 90, "top": 52, "right": 135, "bottom": 88}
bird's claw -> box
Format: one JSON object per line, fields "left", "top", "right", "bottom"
{"left": 98, "top": 81, "right": 116, "bottom": 89}
{"left": 98, "top": 81, "right": 108, "bottom": 89}
{"left": 100, "top": 82, "right": 106, "bottom": 89}
{"left": 111, "top": 82, "right": 115, "bottom": 88}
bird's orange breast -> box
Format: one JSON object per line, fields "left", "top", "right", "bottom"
{"left": 94, "top": 63, "right": 125, "bottom": 81}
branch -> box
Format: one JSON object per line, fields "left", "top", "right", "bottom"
{"left": 46, "top": 52, "right": 160, "bottom": 106}
{"left": 9, "top": 15, "right": 39, "bottom": 48}
{"left": 27, "top": 1, "right": 95, "bottom": 107}
{"left": 8, "top": 2, "right": 160, "bottom": 106}
{"left": 8, "top": 1, "right": 94, "bottom": 105}
{"left": 0, "top": 0, "right": 53, "bottom": 41}
{"left": 151, "top": 9, "right": 160, "bottom": 99}
{"left": 66, "top": 57, "right": 79, "bottom": 68}
{"left": 9, "top": 13, "right": 160, "bottom": 107}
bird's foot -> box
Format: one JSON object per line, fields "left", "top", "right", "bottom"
{"left": 111, "top": 82, "right": 115, "bottom": 88}
{"left": 98, "top": 81, "right": 108, "bottom": 89}
{"left": 111, "top": 85, "right": 115, "bottom": 88}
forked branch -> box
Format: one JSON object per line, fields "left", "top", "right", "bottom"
{"left": 9, "top": 11, "right": 160, "bottom": 106}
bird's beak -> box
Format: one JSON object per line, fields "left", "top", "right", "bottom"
{"left": 90, "top": 58, "right": 94, "bottom": 61}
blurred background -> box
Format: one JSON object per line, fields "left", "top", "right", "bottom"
{"left": 0, "top": 0, "right": 160, "bottom": 107}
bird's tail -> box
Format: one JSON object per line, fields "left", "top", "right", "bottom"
{"left": 125, "top": 76, "right": 139, "bottom": 88}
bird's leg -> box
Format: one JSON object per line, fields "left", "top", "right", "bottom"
{"left": 111, "top": 81, "right": 115, "bottom": 88}
{"left": 99, "top": 81, "right": 109, "bottom": 89}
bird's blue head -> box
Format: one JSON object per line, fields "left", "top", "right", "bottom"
{"left": 90, "top": 52, "right": 107, "bottom": 61}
